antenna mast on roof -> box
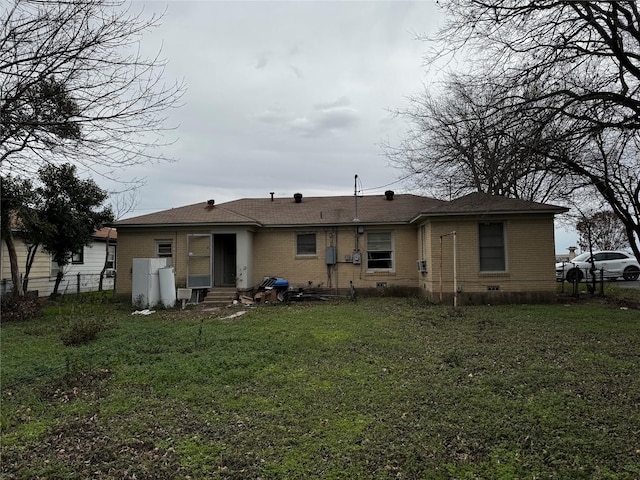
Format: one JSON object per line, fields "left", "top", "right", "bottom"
{"left": 353, "top": 174, "right": 360, "bottom": 222}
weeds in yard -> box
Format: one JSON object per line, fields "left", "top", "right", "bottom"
{"left": 0, "top": 294, "right": 42, "bottom": 322}
{"left": 1, "top": 297, "right": 639, "bottom": 479}
{"left": 60, "top": 317, "right": 110, "bottom": 346}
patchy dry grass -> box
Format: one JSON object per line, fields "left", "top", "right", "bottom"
{"left": 2, "top": 297, "right": 639, "bottom": 479}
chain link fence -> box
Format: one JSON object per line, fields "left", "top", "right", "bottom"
{"left": 0, "top": 272, "right": 115, "bottom": 297}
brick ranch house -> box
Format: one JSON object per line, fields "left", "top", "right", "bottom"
{"left": 113, "top": 191, "right": 568, "bottom": 304}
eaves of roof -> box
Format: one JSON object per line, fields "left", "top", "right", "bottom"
{"left": 410, "top": 207, "right": 569, "bottom": 223}
{"left": 263, "top": 221, "right": 411, "bottom": 229}
{"left": 114, "top": 221, "right": 262, "bottom": 229}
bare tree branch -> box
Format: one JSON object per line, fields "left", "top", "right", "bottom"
{"left": 1, "top": 0, "right": 185, "bottom": 177}
{"left": 403, "top": 0, "right": 640, "bottom": 260}
{"left": 383, "top": 74, "right": 564, "bottom": 203}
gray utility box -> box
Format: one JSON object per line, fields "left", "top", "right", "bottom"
{"left": 326, "top": 246, "right": 337, "bottom": 265}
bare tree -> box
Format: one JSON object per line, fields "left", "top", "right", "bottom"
{"left": 410, "top": 0, "right": 640, "bottom": 260}
{"left": 427, "top": 1, "right": 640, "bottom": 131}
{"left": 1, "top": 0, "right": 184, "bottom": 177}
{"left": 384, "top": 74, "right": 563, "bottom": 203}
{"left": 576, "top": 210, "right": 628, "bottom": 252}
{"left": 550, "top": 127, "right": 640, "bottom": 258}
{"left": 1, "top": 0, "right": 183, "bottom": 295}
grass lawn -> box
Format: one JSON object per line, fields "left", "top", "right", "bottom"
{"left": 1, "top": 293, "right": 640, "bottom": 479}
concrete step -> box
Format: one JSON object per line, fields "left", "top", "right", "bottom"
{"left": 202, "top": 287, "right": 237, "bottom": 307}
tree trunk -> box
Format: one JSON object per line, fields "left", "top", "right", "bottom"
{"left": 4, "top": 231, "right": 24, "bottom": 297}
{"left": 23, "top": 242, "right": 39, "bottom": 293}
{"left": 52, "top": 270, "right": 64, "bottom": 298}
{"left": 98, "top": 228, "right": 113, "bottom": 292}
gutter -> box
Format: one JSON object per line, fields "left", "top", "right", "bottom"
{"left": 410, "top": 208, "right": 570, "bottom": 224}
{"left": 112, "top": 220, "right": 412, "bottom": 229}
{"left": 265, "top": 221, "right": 410, "bottom": 228}
{"left": 112, "top": 221, "right": 263, "bottom": 229}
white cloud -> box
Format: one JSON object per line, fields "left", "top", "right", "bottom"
{"left": 116, "top": 1, "right": 444, "bottom": 215}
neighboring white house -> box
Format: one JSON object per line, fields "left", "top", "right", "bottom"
{"left": 50, "top": 227, "right": 117, "bottom": 295}
{"left": 0, "top": 227, "right": 117, "bottom": 297}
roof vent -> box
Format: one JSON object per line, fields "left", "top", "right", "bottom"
{"left": 270, "top": 192, "right": 275, "bottom": 202}
{"left": 207, "top": 199, "right": 215, "bottom": 207}
{"left": 294, "top": 193, "right": 303, "bottom": 203}
{"left": 385, "top": 190, "right": 394, "bottom": 201}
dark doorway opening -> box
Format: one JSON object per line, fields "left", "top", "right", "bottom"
{"left": 213, "top": 234, "right": 236, "bottom": 287}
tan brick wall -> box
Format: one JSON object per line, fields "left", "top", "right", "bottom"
{"left": 252, "top": 225, "right": 420, "bottom": 292}
{"left": 116, "top": 214, "right": 559, "bottom": 300}
{"left": 419, "top": 214, "right": 557, "bottom": 298}
{"left": 116, "top": 228, "right": 205, "bottom": 295}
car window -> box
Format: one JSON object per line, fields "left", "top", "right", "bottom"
{"left": 593, "top": 253, "right": 606, "bottom": 262}
{"left": 607, "top": 253, "right": 627, "bottom": 260}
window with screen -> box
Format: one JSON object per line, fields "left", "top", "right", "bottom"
{"left": 296, "top": 233, "right": 316, "bottom": 255}
{"left": 367, "top": 232, "right": 393, "bottom": 270}
{"left": 156, "top": 240, "right": 173, "bottom": 266}
{"left": 479, "top": 222, "right": 506, "bottom": 271}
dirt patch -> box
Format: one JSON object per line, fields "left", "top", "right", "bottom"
{"left": 1, "top": 390, "right": 213, "bottom": 479}
{"left": 39, "top": 368, "right": 113, "bottom": 404}
{"left": 604, "top": 296, "right": 640, "bottom": 310}
{"left": 556, "top": 292, "right": 640, "bottom": 310}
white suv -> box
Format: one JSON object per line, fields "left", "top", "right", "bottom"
{"left": 556, "top": 251, "right": 640, "bottom": 282}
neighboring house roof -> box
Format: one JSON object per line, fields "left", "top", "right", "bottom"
{"left": 6, "top": 212, "right": 116, "bottom": 241}
{"left": 93, "top": 227, "right": 117, "bottom": 241}
{"left": 115, "top": 192, "right": 568, "bottom": 229}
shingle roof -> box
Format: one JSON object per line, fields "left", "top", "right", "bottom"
{"left": 115, "top": 192, "right": 567, "bottom": 228}
{"left": 415, "top": 192, "right": 569, "bottom": 218}
{"left": 93, "top": 227, "right": 117, "bottom": 240}
{"left": 9, "top": 212, "right": 119, "bottom": 238}
{"left": 115, "top": 194, "right": 447, "bottom": 227}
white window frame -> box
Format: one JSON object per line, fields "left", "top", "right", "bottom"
{"left": 71, "top": 247, "right": 84, "bottom": 265}
{"left": 366, "top": 231, "right": 394, "bottom": 271}
{"left": 106, "top": 245, "right": 116, "bottom": 269}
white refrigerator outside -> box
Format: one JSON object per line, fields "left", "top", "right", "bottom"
{"left": 132, "top": 258, "right": 167, "bottom": 308}
{"left": 159, "top": 266, "right": 177, "bottom": 308}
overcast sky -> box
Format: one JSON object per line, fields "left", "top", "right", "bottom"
{"left": 116, "top": 0, "right": 578, "bottom": 250}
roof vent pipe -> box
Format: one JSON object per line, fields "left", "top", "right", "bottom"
{"left": 207, "top": 199, "right": 215, "bottom": 207}
{"left": 385, "top": 190, "right": 394, "bottom": 201}
{"left": 294, "top": 193, "right": 303, "bottom": 203}
{"left": 270, "top": 192, "right": 275, "bottom": 202}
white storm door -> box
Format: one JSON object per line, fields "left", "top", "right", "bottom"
{"left": 187, "top": 234, "right": 212, "bottom": 288}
